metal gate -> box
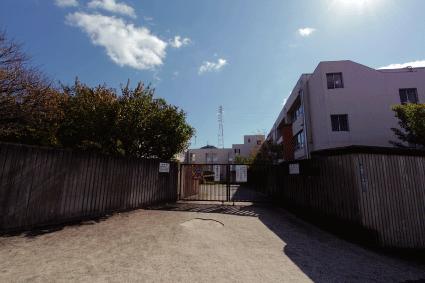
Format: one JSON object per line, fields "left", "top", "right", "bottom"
{"left": 179, "top": 164, "right": 271, "bottom": 202}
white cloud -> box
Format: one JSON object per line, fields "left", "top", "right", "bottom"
{"left": 66, "top": 12, "right": 167, "bottom": 70}
{"left": 199, "top": 58, "right": 228, "bottom": 75}
{"left": 298, "top": 27, "right": 316, "bottom": 37}
{"left": 88, "top": 0, "right": 136, "bottom": 18}
{"left": 378, "top": 60, "right": 425, "bottom": 69}
{"left": 55, "top": 0, "right": 78, "bottom": 7}
{"left": 169, "top": 36, "right": 191, "bottom": 48}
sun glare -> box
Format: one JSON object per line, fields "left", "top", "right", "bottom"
{"left": 329, "top": 0, "right": 380, "bottom": 13}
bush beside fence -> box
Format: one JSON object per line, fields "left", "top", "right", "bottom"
{"left": 0, "top": 143, "right": 178, "bottom": 233}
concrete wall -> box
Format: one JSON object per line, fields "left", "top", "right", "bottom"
{"left": 270, "top": 60, "right": 425, "bottom": 160}
{"left": 186, "top": 135, "right": 265, "bottom": 164}
{"left": 308, "top": 61, "right": 425, "bottom": 151}
{"left": 232, "top": 135, "right": 265, "bottom": 158}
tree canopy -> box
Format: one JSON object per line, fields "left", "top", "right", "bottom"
{"left": 391, "top": 103, "right": 425, "bottom": 149}
{"left": 0, "top": 31, "right": 194, "bottom": 160}
{"left": 252, "top": 139, "right": 283, "bottom": 164}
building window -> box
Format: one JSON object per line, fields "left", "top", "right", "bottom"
{"left": 190, "top": 153, "right": 196, "bottom": 162}
{"left": 234, "top": 148, "right": 240, "bottom": 154}
{"left": 399, "top": 88, "right": 418, "bottom": 104}
{"left": 206, "top": 153, "right": 217, "bottom": 163}
{"left": 248, "top": 138, "right": 251, "bottom": 143}
{"left": 257, "top": 140, "right": 262, "bottom": 145}
{"left": 289, "top": 99, "right": 303, "bottom": 123}
{"left": 331, "top": 114, "right": 349, "bottom": 131}
{"left": 294, "top": 131, "right": 305, "bottom": 150}
{"left": 327, "top": 73, "right": 344, "bottom": 89}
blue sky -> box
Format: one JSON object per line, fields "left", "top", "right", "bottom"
{"left": 1, "top": 0, "right": 425, "bottom": 148}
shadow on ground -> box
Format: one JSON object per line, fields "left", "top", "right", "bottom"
{"left": 1, "top": 215, "right": 111, "bottom": 238}
{"left": 149, "top": 202, "right": 425, "bottom": 283}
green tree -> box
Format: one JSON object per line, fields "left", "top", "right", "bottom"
{"left": 58, "top": 80, "right": 194, "bottom": 160}
{"left": 253, "top": 139, "right": 283, "bottom": 164}
{"left": 0, "top": 31, "right": 194, "bottom": 160}
{"left": 58, "top": 80, "right": 119, "bottom": 154}
{"left": 234, "top": 154, "right": 255, "bottom": 165}
{"left": 391, "top": 104, "right": 425, "bottom": 148}
{"left": 116, "top": 81, "right": 194, "bottom": 159}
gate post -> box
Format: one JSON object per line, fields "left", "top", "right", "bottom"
{"left": 226, "top": 164, "right": 230, "bottom": 202}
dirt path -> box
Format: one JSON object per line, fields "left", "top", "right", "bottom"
{"left": 1, "top": 203, "right": 424, "bottom": 282}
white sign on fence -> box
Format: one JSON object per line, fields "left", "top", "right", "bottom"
{"left": 159, "top": 162, "right": 170, "bottom": 173}
{"left": 289, "top": 163, "right": 300, "bottom": 175}
{"left": 213, "top": 165, "right": 221, "bottom": 182}
{"left": 235, "top": 165, "right": 248, "bottom": 183}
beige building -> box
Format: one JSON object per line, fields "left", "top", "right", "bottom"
{"left": 185, "top": 134, "right": 265, "bottom": 164}
{"left": 268, "top": 60, "right": 425, "bottom": 160}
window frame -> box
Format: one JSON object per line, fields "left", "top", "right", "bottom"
{"left": 326, "top": 72, "right": 344, "bottom": 89}
{"left": 289, "top": 98, "right": 303, "bottom": 123}
{"left": 293, "top": 131, "right": 305, "bottom": 150}
{"left": 206, "top": 153, "right": 217, "bottom": 163}
{"left": 330, "top": 114, "right": 349, "bottom": 132}
{"left": 399, "top": 88, "right": 418, "bottom": 104}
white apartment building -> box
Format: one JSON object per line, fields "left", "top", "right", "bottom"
{"left": 232, "top": 134, "right": 264, "bottom": 158}
{"left": 185, "top": 134, "right": 265, "bottom": 164}
{"left": 185, "top": 145, "right": 234, "bottom": 164}
{"left": 268, "top": 60, "right": 425, "bottom": 160}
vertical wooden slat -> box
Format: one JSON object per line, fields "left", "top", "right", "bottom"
{"left": 83, "top": 153, "right": 96, "bottom": 216}
{"left": 4, "top": 144, "right": 26, "bottom": 229}
{"left": 0, "top": 143, "right": 179, "bottom": 232}
{"left": 404, "top": 155, "right": 419, "bottom": 247}
{"left": 98, "top": 155, "right": 108, "bottom": 213}
{"left": 97, "top": 155, "right": 108, "bottom": 213}
{"left": 91, "top": 154, "right": 102, "bottom": 215}
{"left": 387, "top": 155, "right": 400, "bottom": 246}
{"left": 379, "top": 155, "right": 395, "bottom": 247}
{"left": 142, "top": 160, "right": 149, "bottom": 206}
{"left": 59, "top": 150, "right": 72, "bottom": 218}
{"left": 67, "top": 151, "right": 80, "bottom": 217}
{"left": 105, "top": 156, "right": 115, "bottom": 212}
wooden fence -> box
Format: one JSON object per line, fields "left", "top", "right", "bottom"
{"left": 251, "top": 147, "right": 425, "bottom": 249}
{"left": 0, "top": 143, "right": 178, "bottom": 233}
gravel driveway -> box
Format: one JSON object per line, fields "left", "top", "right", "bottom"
{"left": 1, "top": 203, "right": 424, "bottom": 282}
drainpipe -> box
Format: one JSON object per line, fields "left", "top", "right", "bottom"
{"left": 301, "top": 84, "right": 311, "bottom": 159}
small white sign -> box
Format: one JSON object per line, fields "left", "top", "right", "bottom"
{"left": 213, "top": 165, "right": 221, "bottom": 182}
{"left": 289, "top": 163, "right": 300, "bottom": 175}
{"left": 235, "top": 165, "right": 248, "bottom": 183}
{"left": 159, "top": 162, "right": 170, "bottom": 173}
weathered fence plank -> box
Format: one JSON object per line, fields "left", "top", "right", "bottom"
{"left": 0, "top": 143, "right": 178, "bottom": 233}
{"left": 258, "top": 149, "right": 425, "bottom": 249}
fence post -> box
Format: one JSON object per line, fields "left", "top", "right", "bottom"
{"left": 178, "top": 163, "right": 182, "bottom": 201}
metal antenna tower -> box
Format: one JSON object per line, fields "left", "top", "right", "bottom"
{"left": 217, "top": 105, "right": 224, "bottom": 149}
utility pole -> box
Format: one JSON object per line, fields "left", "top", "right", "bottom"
{"left": 217, "top": 105, "right": 224, "bottom": 149}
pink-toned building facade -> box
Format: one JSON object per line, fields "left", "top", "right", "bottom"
{"left": 269, "top": 60, "right": 425, "bottom": 160}
{"left": 185, "top": 134, "right": 265, "bottom": 164}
